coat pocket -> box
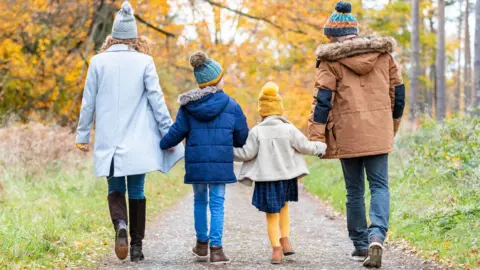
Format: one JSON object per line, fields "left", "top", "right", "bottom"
{"left": 326, "top": 121, "right": 338, "bottom": 154}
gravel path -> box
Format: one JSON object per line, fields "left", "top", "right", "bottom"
{"left": 100, "top": 182, "right": 443, "bottom": 270}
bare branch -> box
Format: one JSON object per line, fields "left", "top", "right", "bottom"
{"left": 134, "top": 14, "right": 176, "bottom": 38}
{"left": 202, "top": 0, "right": 307, "bottom": 35}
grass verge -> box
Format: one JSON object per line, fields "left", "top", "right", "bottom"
{"left": 0, "top": 159, "right": 188, "bottom": 269}
{"left": 302, "top": 117, "right": 480, "bottom": 269}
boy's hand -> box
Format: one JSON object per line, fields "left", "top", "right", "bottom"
{"left": 76, "top": 143, "right": 89, "bottom": 152}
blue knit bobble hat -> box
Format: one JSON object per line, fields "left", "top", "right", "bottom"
{"left": 324, "top": 2, "right": 359, "bottom": 37}
{"left": 190, "top": 52, "right": 224, "bottom": 88}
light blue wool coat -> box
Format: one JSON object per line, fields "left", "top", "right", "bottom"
{"left": 76, "top": 44, "right": 184, "bottom": 177}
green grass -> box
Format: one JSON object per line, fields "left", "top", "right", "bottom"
{"left": 303, "top": 117, "right": 480, "bottom": 269}
{"left": 0, "top": 159, "right": 189, "bottom": 269}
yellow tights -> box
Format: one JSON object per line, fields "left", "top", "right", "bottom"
{"left": 266, "top": 203, "right": 290, "bottom": 247}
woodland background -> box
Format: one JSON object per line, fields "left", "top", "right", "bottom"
{"left": 1, "top": 0, "right": 479, "bottom": 128}
{"left": 0, "top": 0, "right": 479, "bottom": 269}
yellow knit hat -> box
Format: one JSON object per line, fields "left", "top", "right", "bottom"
{"left": 258, "top": 82, "right": 284, "bottom": 117}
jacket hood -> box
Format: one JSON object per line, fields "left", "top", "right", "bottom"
{"left": 338, "top": 53, "right": 381, "bottom": 75}
{"left": 259, "top": 115, "right": 291, "bottom": 126}
{"left": 180, "top": 88, "right": 229, "bottom": 122}
{"left": 315, "top": 36, "right": 396, "bottom": 61}
{"left": 315, "top": 36, "right": 396, "bottom": 75}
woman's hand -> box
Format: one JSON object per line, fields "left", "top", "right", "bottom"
{"left": 76, "top": 143, "right": 90, "bottom": 152}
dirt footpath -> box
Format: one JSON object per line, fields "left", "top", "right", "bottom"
{"left": 100, "top": 183, "right": 443, "bottom": 270}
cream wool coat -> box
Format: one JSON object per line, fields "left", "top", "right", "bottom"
{"left": 234, "top": 116, "right": 327, "bottom": 186}
{"left": 76, "top": 44, "right": 184, "bottom": 177}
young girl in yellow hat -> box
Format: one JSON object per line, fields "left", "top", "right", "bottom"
{"left": 234, "top": 82, "right": 326, "bottom": 264}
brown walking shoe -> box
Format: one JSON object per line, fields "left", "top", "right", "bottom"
{"left": 363, "top": 237, "right": 384, "bottom": 268}
{"left": 210, "top": 246, "right": 231, "bottom": 265}
{"left": 280, "top": 237, "right": 295, "bottom": 256}
{"left": 192, "top": 240, "right": 209, "bottom": 261}
{"left": 271, "top": 247, "right": 283, "bottom": 264}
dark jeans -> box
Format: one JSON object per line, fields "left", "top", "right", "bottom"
{"left": 107, "top": 160, "right": 146, "bottom": 200}
{"left": 340, "top": 154, "right": 390, "bottom": 250}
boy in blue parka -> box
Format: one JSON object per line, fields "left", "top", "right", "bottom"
{"left": 160, "top": 52, "right": 248, "bottom": 264}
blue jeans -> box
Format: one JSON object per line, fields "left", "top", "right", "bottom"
{"left": 340, "top": 154, "right": 390, "bottom": 250}
{"left": 192, "top": 184, "right": 226, "bottom": 247}
{"left": 107, "top": 161, "right": 146, "bottom": 199}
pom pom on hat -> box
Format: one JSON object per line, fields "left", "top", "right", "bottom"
{"left": 258, "top": 82, "right": 283, "bottom": 117}
{"left": 190, "top": 52, "right": 209, "bottom": 68}
{"left": 335, "top": 1, "right": 352, "bottom": 13}
{"left": 261, "top": 82, "right": 279, "bottom": 96}
{"left": 120, "top": 1, "right": 134, "bottom": 15}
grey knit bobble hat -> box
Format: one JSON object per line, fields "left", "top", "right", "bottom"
{"left": 112, "top": 1, "right": 138, "bottom": 39}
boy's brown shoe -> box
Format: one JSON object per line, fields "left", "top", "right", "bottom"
{"left": 192, "top": 240, "right": 209, "bottom": 261}
{"left": 271, "top": 247, "right": 283, "bottom": 264}
{"left": 210, "top": 246, "right": 231, "bottom": 264}
{"left": 280, "top": 237, "right": 295, "bottom": 256}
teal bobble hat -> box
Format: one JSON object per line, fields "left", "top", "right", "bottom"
{"left": 112, "top": 1, "right": 138, "bottom": 39}
{"left": 324, "top": 2, "right": 359, "bottom": 37}
{"left": 189, "top": 52, "right": 224, "bottom": 88}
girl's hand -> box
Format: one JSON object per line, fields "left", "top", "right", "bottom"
{"left": 76, "top": 143, "right": 90, "bottom": 152}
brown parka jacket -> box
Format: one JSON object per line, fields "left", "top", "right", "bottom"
{"left": 308, "top": 36, "right": 405, "bottom": 159}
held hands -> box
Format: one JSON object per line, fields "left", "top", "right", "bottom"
{"left": 318, "top": 142, "right": 327, "bottom": 158}
{"left": 76, "top": 143, "right": 90, "bottom": 152}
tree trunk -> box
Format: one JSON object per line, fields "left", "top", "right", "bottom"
{"left": 410, "top": 0, "right": 420, "bottom": 120}
{"left": 436, "top": 0, "right": 446, "bottom": 121}
{"left": 464, "top": 0, "right": 472, "bottom": 114}
{"left": 456, "top": 0, "right": 463, "bottom": 114}
{"left": 475, "top": 0, "right": 480, "bottom": 115}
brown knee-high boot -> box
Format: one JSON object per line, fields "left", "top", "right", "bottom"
{"left": 129, "top": 198, "right": 146, "bottom": 262}
{"left": 107, "top": 192, "right": 129, "bottom": 260}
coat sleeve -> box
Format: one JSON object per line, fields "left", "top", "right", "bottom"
{"left": 308, "top": 61, "right": 338, "bottom": 143}
{"left": 160, "top": 107, "right": 189, "bottom": 150}
{"left": 76, "top": 58, "right": 97, "bottom": 144}
{"left": 144, "top": 58, "right": 173, "bottom": 137}
{"left": 234, "top": 129, "right": 259, "bottom": 162}
{"left": 233, "top": 103, "right": 249, "bottom": 147}
{"left": 388, "top": 54, "right": 405, "bottom": 136}
{"left": 291, "top": 126, "right": 327, "bottom": 156}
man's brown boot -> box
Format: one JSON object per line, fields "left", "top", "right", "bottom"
{"left": 271, "top": 247, "right": 283, "bottom": 264}
{"left": 192, "top": 240, "right": 209, "bottom": 261}
{"left": 210, "top": 246, "right": 231, "bottom": 265}
{"left": 280, "top": 237, "right": 295, "bottom": 256}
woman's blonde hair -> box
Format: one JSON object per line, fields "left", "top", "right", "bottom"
{"left": 99, "top": 35, "right": 155, "bottom": 54}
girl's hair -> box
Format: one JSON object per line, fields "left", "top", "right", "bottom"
{"left": 99, "top": 35, "right": 155, "bottom": 54}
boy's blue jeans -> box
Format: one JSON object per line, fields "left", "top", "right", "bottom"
{"left": 107, "top": 161, "right": 146, "bottom": 199}
{"left": 340, "top": 154, "right": 390, "bottom": 250}
{"left": 192, "top": 184, "right": 226, "bottom": 247}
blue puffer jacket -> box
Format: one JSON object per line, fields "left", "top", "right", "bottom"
{"left": 160, "top": 88, "right": 249, "bottom": 184}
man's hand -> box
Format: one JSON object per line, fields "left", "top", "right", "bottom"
{"left": 76, "top": 143, "right": 90, "bottom": 152}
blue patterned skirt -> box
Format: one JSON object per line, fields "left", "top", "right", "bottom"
{"left": 252, "top": 178, "right": 298, "bottom": 213}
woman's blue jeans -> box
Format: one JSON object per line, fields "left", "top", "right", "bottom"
{"left": 192, "top": 184, "right": 226, "bottom": 247}
{"left": 107, "top": 161, "right": 146, "bottom": 199}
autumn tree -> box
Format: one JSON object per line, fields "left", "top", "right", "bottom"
{"left": 410, "top": 0, "right": 421, "bottom": 120}
{"left": 475, "top": 0, "right": 480, "bottom": 114}
{"left": 436, "top": 0, "right": 446, "bottom": 120}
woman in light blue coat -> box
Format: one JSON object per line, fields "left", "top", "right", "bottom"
{"left": 75, "top": 1, "right": 184, "bottom": 262}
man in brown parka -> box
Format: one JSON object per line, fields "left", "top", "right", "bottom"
{"left": 308, "top": 2, "right": 405, "bottom": 268}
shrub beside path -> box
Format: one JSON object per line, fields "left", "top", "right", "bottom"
{"left": 100, "top": 182, "right": 443, "bottom": 269}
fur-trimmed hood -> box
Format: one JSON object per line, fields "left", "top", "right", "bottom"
{"left": 177, "top": 86, "right": 229, "bottom": 122}
{"left": 315, "top": 36, "right": 396, "bottom": 62}
{"left": 178, "top": 86, "right": 220, "bottom": 106}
